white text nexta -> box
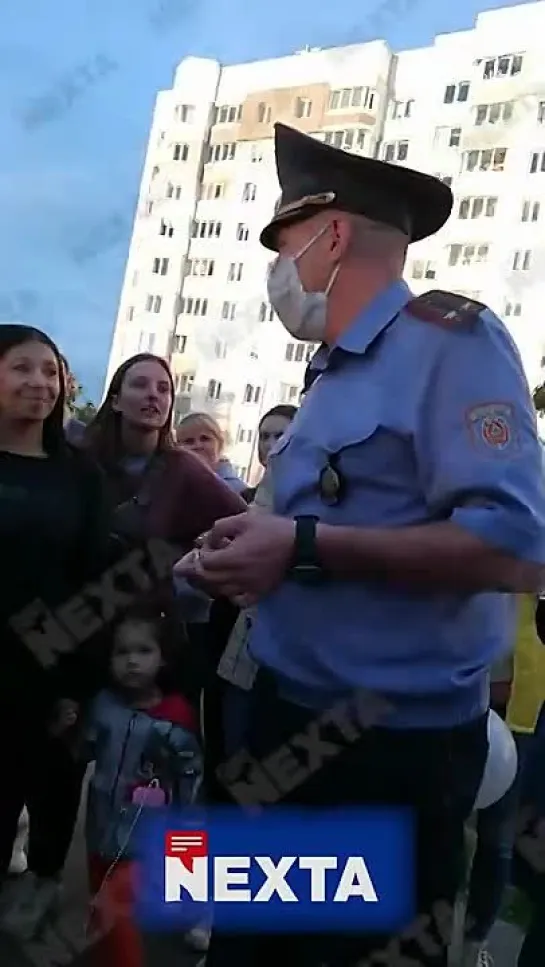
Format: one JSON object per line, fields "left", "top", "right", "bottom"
{"left": 164, "top": 855, "right": 379, "bottom": 903}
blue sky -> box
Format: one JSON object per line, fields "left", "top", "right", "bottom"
{"left": 0, "top": 0, "right": 535, "bottom": 400}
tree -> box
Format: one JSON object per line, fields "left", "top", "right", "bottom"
{"left": 533, "top": 382, "right": 545, "bottom": 416}
{"left": 73, "top": 400, "right": 97, "bottom": 424}
{"left": 65, "top": 371, "right": 96, "bottom": 423}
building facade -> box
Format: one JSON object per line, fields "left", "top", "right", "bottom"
{"left": 106, "top": 1, "right": 545, "bottom": 480}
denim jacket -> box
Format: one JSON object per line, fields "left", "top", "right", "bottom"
{"left": 83, "top": 690, "right": 202, "bottom": 861}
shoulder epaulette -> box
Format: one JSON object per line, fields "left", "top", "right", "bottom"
{"left": 404, "top": 290, "right": 487, "bottom": 329}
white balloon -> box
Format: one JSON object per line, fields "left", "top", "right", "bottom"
{"left": 474, "top": 710, "right": 518, "bottom": 810}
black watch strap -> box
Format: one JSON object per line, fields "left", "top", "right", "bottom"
{"left": 289, "top": 516, "right": 323, "bottom": 583}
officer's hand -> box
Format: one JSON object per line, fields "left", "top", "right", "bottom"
{"left": 175, "top": 514, "right": 295, "bottom": 602}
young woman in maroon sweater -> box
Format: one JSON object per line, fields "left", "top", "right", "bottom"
{"left": 82, "top": 353, "right": 246, "bottom": 716}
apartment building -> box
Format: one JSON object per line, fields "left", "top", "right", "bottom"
{"left": 106, "top": 1, "right": 545, "bottom": 481}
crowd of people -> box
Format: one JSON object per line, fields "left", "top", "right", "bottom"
{"left": 1, "top": 121, "right": 545, "bottom": 967}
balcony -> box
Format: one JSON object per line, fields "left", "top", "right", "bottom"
{"left": 174, "top": 385, "right": 236, "bottom": 427}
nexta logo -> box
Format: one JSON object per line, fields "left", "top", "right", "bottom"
{"left": 164, "top": 831, "right": 379, "bottom": 903}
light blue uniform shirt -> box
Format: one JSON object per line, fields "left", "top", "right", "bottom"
{"left": 249, "top": 281, "right": 545, "bottom": 728}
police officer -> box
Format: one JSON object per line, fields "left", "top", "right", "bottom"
{"left": 177, "top": 123, "right": 545, "bottom": 966}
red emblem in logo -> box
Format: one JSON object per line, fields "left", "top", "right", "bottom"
{"left": 482, "top": 416, "right": 510, "bottom": 449}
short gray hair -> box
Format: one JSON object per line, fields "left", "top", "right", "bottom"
{"left": 347, "top": 214, "right": 409, "bottom": 258}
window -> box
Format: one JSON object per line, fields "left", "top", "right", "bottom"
{"left": 433, "top": 173, "right": 453, "bottom": 187}
{"left": 214, "top": 104, "right": 242, "bottom": 124}
{"left": 457, "top": 196, "right": 497, "bottom": 219}
{"left": 257, "top": 102, "right": 271, "bottom": 123}
{"left": 258, "top": 302, "right": 275, "bottom": 323}
{"left": 152, "top": 257, "right": 169, "bottom": 275}
{"left": 126, "top": 306, "right": 134, "bottom": 321}
{"left": 242, "top": 182, "right": 257, "bottom": 202}
{"left": 474, "top": 102, "right": 513, "bottom": 126}
{"left": 434, "top": 126, "right": 461, "bottom": 148}
{"left": 461, "top": 148, "right": 507, "bottom": 172}
{"left": 138, "top": 332, "right": 156, "bottom": 352}
{"left": 236, "top": 223, "right": 249, "bottom": 242}
{"left": 482, "top": 53, "right": 523, "bottom": 80}
{"left": 166, "top": 183, "right": 182, "bottom": 199}
{"left": 178, "top": 297, "right": 208, "bottom": 316}
{"left": 173, "top": 143, "right": 189, "bottom": 161}
{"left": 175, "top": 104, "right": 194, "bottom": 123}
{"left": 185, "top": 258, "right": 214, "bottom": 278}
{"left": 538, "top": 101, "right": 545, "bottom": 124}
{"left": 284, "top": 343, "right": 305, "bottom": 362}
{"left": 328, "top": 87, "right": 375, "bottom": 111}
{"left": 159, "top": 220, "right": 174, "bottom": 238}
{"left": 200, "top": 182, "right": 225, "bottom": 201}
{"left": 295, "top": 97, "right": 312, "bottom": 119}
{"left": 504, "top": 301, "right": 522, "bottom": 318}
{"left": 530, "top": 151, "right": 545, "bottom": 173}
{"left": 222, "top": 301, "right": 237, "bottom": 320}
{"left": 512, "top": 249, "right": 532, "bottom": 271}
{"left": 151, "top": 166, "right": 159, "bottom": 180}
{"left": 227, "top": 262, "right": 243, "bottom": 282}
{"left": 280, "top": 383, "right": 299, "bottom": 403}
{"left": 447, "top": 244, "right": 489, "bottom": 267}
{"left": 172, "top": 334, "right": 187, "bottom": 353}
{"left": 521, "top": 200, "right": 540, "bottom": 222}
{"left": 175, "top": 372, "right": 195, "bottom": 394}
{"left": 145, "top": 294, "right": 163, "bottom": 313}
{"left": 243, "top": 384, "right": 261, "bottom": 404}
{"left": 215, "top": 340, "right": 228, "bottom": 359}
{"left": 449, "top": 127, "right": 461, "bottom": 147}
{"left": 251, "top": 143, "right": 263, "bottom": 163}
{"left": 191, "top": 220, "right": 222, "bottom": 239}
{"left": 323, "top": 129, "right": 366, "bottom": 152}
{"left": 207, "top": 379, "right": 222, "bottom": 401}
{"left": 144, "top": 200, "right": 154, "bottom": 215}
{"left": 236, "top": 426, "right": 253, "bottom": 444}
{"left": 207, "top": 142, "right": 236, "bottom": 163}
{"left": 410, "top": 260, "right": 436, "bottom": 280}
{"left": 443, "top": 81, "right": 470, "bottom": 104}
{"left": 391, "top": 99, "right": 414, "bottom": 119}
{"left": 383, "top": 140, "right": 408, "bottom": 162}
{"left": 305, "top": 343, "right": 318, "bottom": 362}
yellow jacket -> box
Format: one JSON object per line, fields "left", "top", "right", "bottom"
{"left": 507, "top": 595, "right": 545, "bottom": 734}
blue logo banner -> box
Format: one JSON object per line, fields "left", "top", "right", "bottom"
{"left": 135, "top": 806, "right": 415, "bottom": 933}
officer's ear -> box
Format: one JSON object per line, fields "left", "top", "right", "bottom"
{"left": 328, "top": 216, "right": 351, "bottom": 261}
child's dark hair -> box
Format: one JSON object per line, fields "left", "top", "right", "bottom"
{"left": 109, "top": 601, "right": 180, "bottom": 693}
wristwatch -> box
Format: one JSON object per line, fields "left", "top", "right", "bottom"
{"left": 289, "top": 515, "right": 324, "bottom": 584}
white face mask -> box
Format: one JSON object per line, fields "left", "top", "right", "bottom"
{"left": 266, "top": 225, "right": 340, "bottom": 341}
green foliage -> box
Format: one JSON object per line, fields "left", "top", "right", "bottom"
{"left": 533, "top": 382, "right": 545, "bottom": 414}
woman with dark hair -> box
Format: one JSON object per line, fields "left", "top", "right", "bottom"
{"left": 82, "top": 354, "right": 246, "bottom": 712}
{"left": 0, "top": 325, "right": 111, "bottom": 940}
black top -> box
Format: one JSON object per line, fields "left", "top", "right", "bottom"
{"left": 0, "top": 448, "right": 111, "bottom": 723}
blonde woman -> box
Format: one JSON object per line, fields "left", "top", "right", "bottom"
{"left": 176, "top": 412, "right": 247, "bottom": 494}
